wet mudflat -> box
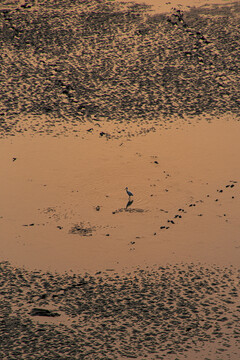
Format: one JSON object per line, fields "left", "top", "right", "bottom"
{"left": 1, "top": 116, "right": 240, "bottom": 359}
{"left": 0, "top": 261, "right": 240, "bottom": 360}
{"left": 0, "top": 0, "right": 240, "bottom": 359}
{"left": 0, "top": 0, "right": 239, "bottom": 128}
{"left": 0, "top": 116, "right": 240, "bottom": 272}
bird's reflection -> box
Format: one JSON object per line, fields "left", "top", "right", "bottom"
{"left": 125, "top": 199, "right": 134, "bottom": 209}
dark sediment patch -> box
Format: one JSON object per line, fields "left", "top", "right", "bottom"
{"left": 112, "top": 207, "right": 147, "bottom": 214}
{"left": 0, "top": 0, "right": 239, "bottom": 138}
{"left": 69, "top": 222, "right": 95, "bottom": 236}
{"left": 29, "top": 308, "right": 60, "bottom": 317}
{"left": 0, "top": 261, "right": 239, "bottom": 359}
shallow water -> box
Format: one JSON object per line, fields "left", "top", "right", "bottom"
{"left": 1, "top": 115, "right": 239, "bottom": 273}
{"left": 119, "top": 0, "right": 236, "bottom": 14}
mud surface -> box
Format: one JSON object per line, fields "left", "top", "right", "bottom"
{"left": 0, "top": 261, "right": 240, "bottom": 360}
{"left": 0, "top": 0, "right": 240, "bottom": 359}
{"left": 1, "top": 118, "right": 240, "bottom": 359}
{"left": 0, "top": 0, "right": 239, "bottom": 137}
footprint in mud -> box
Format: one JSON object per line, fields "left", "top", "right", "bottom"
{"left": 160, "top": 226, "right": 170, "bottom": 230}
{"left": 158, "top": 180, "right": 238, "bottom": 232}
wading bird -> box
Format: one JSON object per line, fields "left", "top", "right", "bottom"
{"left": 125, "top": 187, "right": 133, "bottom": 198}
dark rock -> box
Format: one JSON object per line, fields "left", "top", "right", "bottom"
{"left": 30, "top": 308, "right": 60, "bottom": 317}
{"left": 39, "top": 294, "right": 47, "bottom": 300}
{"left": 218, "top": 317, "right": 228, "bottom": 322}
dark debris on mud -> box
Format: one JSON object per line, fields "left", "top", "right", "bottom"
{"left": 112, "top": 207, "right": 147, "bottom": 214}
{"left": 0, "top": 0, "right": 240, "bottom": 137}
{"left": 69, "top": 222, "right": 95, "bottom": 236}
{"left": 0, "top": 261, "right": 239, "bottom": 359}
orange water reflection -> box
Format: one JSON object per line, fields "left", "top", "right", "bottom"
{"left": 119, "top": 0, "right": 235, "bottom": 14}
{"left": 0, "top": 116, "right": 239, "bottom": 272}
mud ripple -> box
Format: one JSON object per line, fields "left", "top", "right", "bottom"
{"left": 0, "top": 261, "right": 239, "bottom": 359}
